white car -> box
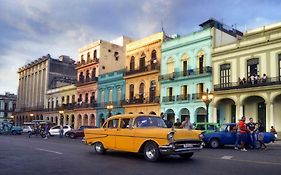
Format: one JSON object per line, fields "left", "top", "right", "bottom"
{"left": 48, "top": 125, "right": 72, "bottom": 136}
{"left": 22, "top": 126, "right": 33, "bottom": 133}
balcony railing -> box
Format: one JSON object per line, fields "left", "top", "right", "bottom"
{"left": 74, "top": 102, "right": 97, "bottom": 109}
{"left": 96, "top": 101, "right": 123, "bottom": 108}
{"left": 191, "top": 93, "right": 203, "bottom": 100}
{"left": 159, "top": 66, "right": 212, "bottom": 81}
{"left": 76, "top": 77, "right": 98, "bottom": 86}
{"left": 162, "top": 96, "right": 175, "bottom": 102}
{"left": 125, "top": 63, "right": 160, "bottom": 76}
{"left": 122, "top": 96, "right": 160, "bottom": 105}
{"left": 176, "top": 94, "right": 190, "bottom": 101}
{"left": 76, "top": 58, "right": 99, "bottom": 67}
{"left": 214, "top": 77, "right": 281, "bottom": 91}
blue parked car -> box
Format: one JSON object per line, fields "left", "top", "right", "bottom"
{"left": 0, "top": 122, "right": 23, "bottom": 135}
{"left": 202, "top": 123, "right": 275, "bottom": 149}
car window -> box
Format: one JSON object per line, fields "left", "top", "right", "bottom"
{"left": 196, "top": 124, "right": 206, "bottom": 130}
{"left": 102, "top": 122, "right": 108, "bottom": 128}
{"left": 63, "top": 126, "right": 69, "bottom": 129}
{"left": 134, "top": 116, "right": 166, "bottom": 128}
{"left": 52, "top": 126, "right": 60, "bottom": 129}
{"left": 120, "top": 118, "right": 133, "bottom": 129}
{"left": 108, "top": 119, "right": 119, "bottom": 128}
{"left": 207, "top": 124, "right": 215, "bottom": 130}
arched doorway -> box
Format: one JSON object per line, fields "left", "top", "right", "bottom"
{"left": 243, "top": 96, "right": 266, "bottom": 129}
{"left": 179, "top": 108, "right": 190, "bottom": 122}
{"left": 216, "top": 98, "right": 236, "bottom": 124}
{"left": 90, "top": 114, "right": 95, "bottom": 126}
{"left": 83, "top": 114, "right": 88, "bottom": 126}
{"left": 166, "top": 109, "right": 175, "bottom": 123}
{"left": 149, "top": 111, "right": 156, "bottom": 115}
{"left": 196, "top": 107, "right": 207, "bottom": 123}
{"left": 71, "top": 114, "right": 75, "bottom": 128}
{"left": 77, "top": 115, "right": 82, "bottom": 128}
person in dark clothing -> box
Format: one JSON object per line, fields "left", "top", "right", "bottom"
{"left": 174, "top": 118, "right": 181, "bottom": 128}
{"left": 247, "top": 117, "right": 257, "bottom": 149}
{"left": 161, "top": 113, "right": 173, "bottom": 128}
{"left": 257, "top": 121, "right": 267, "bottom": 150}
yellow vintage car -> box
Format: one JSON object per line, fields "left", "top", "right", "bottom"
{"left": 84, "top": 114, "right": 203, "bottom": 161}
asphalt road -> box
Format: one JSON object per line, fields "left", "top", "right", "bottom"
{"left": 0, "top": 134, "right": 281, "bottom": 175}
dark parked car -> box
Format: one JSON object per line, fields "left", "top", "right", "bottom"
{"left": 203, "top": 123, "right": 275, "bottom": 148}
{"left": 66, "top": 126, "right": 97, "bottom": 139}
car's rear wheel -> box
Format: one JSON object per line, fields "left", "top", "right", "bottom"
{"left": 94, "top": 142, "right": 105, "bottom": 154}
{"left": 209, "top": 138, "right": 220, "bottom": 149}
{"left": 69, "top": 133, "right": 76, "bottom": 139}
{"left": 11, "top": 131, "right": 16, "bottom": 135}
{"left": 143, "top": 141, "right": 160, "bottom": 162}
{"left": 179, "top": 152, "right": 194, "bottom": 159}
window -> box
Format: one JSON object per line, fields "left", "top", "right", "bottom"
{"left": 198, "top": 55, "right": 204, "bottom": 74}
{"left": 114, "top": 52, "right": 119, "bottom": 61}
{"left": 62, "top": 96, "right": 65, "bottom": 103}
{"left": 129, "top": 84, "right": 134, "bottom": 100}
{"left": 117, "top": 88, "right": 122, "bottom": 102}
{"left": 66, "top": 96, "right": 70, "bottom": 104}
{"left": 139, "top": 83, "right": 145, "bottom": 100}
{"left": 167, "top": 58, "right": 174, "bottom": 74}
{"left": 220, "top": 63, "right": 231, "bottom": 87}
{"left": 78, "top": 94, "right": 82, "bottom": 102}
{"left": 92, "top": 68, "right": 96, "bottom": 79}
{"left": 120, "top": 118, "right": 133, "bottom": 129}
{"left": 86, "top": 70, "right": 90, "bottom": 82}
{"left": 196, "top": 83, "right": 204, "bottom": 99}
{"left": 183, "top": 60, "right": 188, "bottom": 76}
{"left": 140, "top": 53, "right": 146, "bottom": 70}
{"left": 91, "top": 92, "right": 95, "bottom": 103}
{"left": 85, "top": 93, "right": 88, "bottom": 103}
{"left": 149, "top": 80, "right": 156, "bottom": 102}
{"left": 81, "top": 55, "right": 84, "bottom": 62}
{"left": 108, "top": 119, "right": 119, "bottom": 128}
{"left": 195, "top": 124, "right": 206, "bottom": 130}
{"left": 72, "top": 95, "right": 75, "bottom": 103}
{"left": 130, "top": 56, "right": 135, "bottom": 71}
{"left": 108, "top": 89, "right": 113, "bottom": 102}
{"left": 151, "top": 50, "right": 157, "bottom": 69}
{"left": 101, "top": 91, "right": 105, "bottom": 103}
{"left": 87, "top": 52, "right": 90, "bottom": 63}
{"left": 247, "top": 58, "right": 259, "bottom": 77}
{"left": 167, "top": 87, "right": 173, "bottom": 101}
{"left": 79, "top": 72, "right": 84, "bottom": 83}
{"left": 93, "top": 50, "right": 97, "bottom": 59}
{"left": 181, "top": 85, "right": 188, "bottom": 100}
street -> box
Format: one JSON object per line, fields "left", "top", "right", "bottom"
{"left": 0, "top": 134, "right": 281, "bottom": 175}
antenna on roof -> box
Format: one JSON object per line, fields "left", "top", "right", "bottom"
{"left": 161, "top": 20, "right": 165, "bottom": 33}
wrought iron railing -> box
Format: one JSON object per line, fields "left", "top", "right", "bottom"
{"left": 162, "top": 96, "right": 175, "bottom": 102}
{"left": 125, "top": 63, "right": 160, "bottom": 76}
{"left": 176, "top": 94, "right": 190, "bottom": 101}
{"left": 122, "top": 96, "right": 160, "bottom": 105}
{"left": 191, "top": 93, "right": 203, "bottom": 100}
{"left": 76, "top": 77, "right": 98, "bottom": 86}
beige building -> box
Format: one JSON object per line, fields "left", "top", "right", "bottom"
{"left": 123, "top": 32, "right": 164, "bottom": 115}
{"left": 75, "top": 36, "right": 131, "bottom": 128}
{"left": 212, "top": 22, "right": 281, "bottom": 132}
{"left": 14, "top": 54, "right": 76, "bottom": 125}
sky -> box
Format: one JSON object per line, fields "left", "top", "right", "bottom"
{"left": 0, "top": 0, "right": 281, "bottom": 95}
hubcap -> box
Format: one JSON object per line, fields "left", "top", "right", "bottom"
{"left": 212, "top": 141, "right": 218, "bottom": 147}
{"left": 145, "top": 145, "right": 156, "bottom": 159}
{"left": 95, "top": 144, "right": 102, "bottom": 152}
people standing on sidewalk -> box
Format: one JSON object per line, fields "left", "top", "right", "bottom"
{"left": 234, "top": 119, "right": 241, "bottom": 150}
{"left": 44, "top": 124, "right": 49, "bottom": 139}
{"left": 180, "top": 117, "right": 193, "bottom": 130}
{"left": 257, "top": 121, "right": 267, "bottom": 150}
{"left": 59, "top": 125, "right": 64, "bottom": 138}
{"left": 238, "top": 116, "right": 249, "bottom": 151}
{"left": 270, "top": 126, "right": 278, "bottom": 143}
{"left": 247, "top": 117, "right": 257, "bottom": 149}
{"left": 174, "top": 118, "right": 181, "bottom": 128}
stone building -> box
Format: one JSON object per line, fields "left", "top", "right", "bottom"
{"left": 212, "top": 22, "right": 281, "bottom": 132}
{"left": 0, "top": 92, "right": 16, "bottom": 123}
{"left": 14, "top": 54, "right": 76, "bottom": 125}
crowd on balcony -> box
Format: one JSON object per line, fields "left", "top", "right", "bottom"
{"left": 238, "top": 73, "right": 267, "bottom": 85}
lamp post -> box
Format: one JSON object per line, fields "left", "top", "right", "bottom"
{"left": 106, "top": 104, "right": 113, "bottom": 118}
{"left": 201, "top": 88, "right": 214, "bottom": 123}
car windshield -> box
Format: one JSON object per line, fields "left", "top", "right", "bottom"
{"left": 218, "top": 125, "right": 228, "bottom": 132}
{"left": 134, "top": 116, "right": 167, "bottom": 128}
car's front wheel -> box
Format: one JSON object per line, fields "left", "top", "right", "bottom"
{"left": 143, "top": 141, "right": 160, "bottom": 162}
{"left": 69, "top": 133, "right": 76, "bottom": 139}
{"left": 179, "top": 152, "right": 194, "bottom": 159}
{"left": 94, "top": 142, "right": 105, "bottom": 154}
{"left": 209, "top": 138, "right": 220, "bottom": 149}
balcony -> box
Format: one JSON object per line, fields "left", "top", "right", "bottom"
{"left": 159, "top": 66, "right": 212, "bottom": 81}
{"left": 122, "top": 96, "right": 160, "bottom": 105}
{"left": 191, "top": 93, "right": 203, "bottom": 100}
{"left": 125, "top": 63, "right": 160, "bottom": 76}
{"left": 76, "top": 58, "right": 99, "bottom": 67}
{"left": 74, "top": 102, "right": 97, "bottom": 109}
{"left": 214, "top": 77, "right": 281, "bottom": 91}
{"left": 162, "top": 96, "right": 175, "bottom": 102}
{"left": 96, "top": 101, "right": 123, "bottom": 108}
{"left": 176, "top": 94, "right": 190, "bottom": 102}
{"left": 76, "top": 77, "right": 98, "bottom": 86}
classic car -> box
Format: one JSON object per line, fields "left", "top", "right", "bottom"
{"left": 84, "top": 114, "right": 204, "bottom": 162}
{"left": 66, "top": 125, "right": 98, "bottom": 139}
{"left": 202, "top": 123, "right": 275, "bottom": 148}
{"left": 194, "top": 122, "right": 220, "bottom": 134}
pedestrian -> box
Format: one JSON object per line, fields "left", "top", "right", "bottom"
{"left": 234, "top": 120, "right": 241, "bottom": 150}
{"left": 180, "top": 117, "right": 193, "bottom": 130}
{"left": 161, "top": 113, "right": 173, "bottom": 128}
{"left": 270, "top": 126, "right": 277, "bottom": 143}
{"left": 59, "top": 125, "right": 64, "bottom": 138}
{"left": 44, "top": 124, "right": 49, "bottom": 139}
{"left": 257, "top": 121, "right": 267, "bottom": 150}
{"left": 247, "top": 117, "right": 257, "bottom": 149}
{"left": 238, "top": 116, "right": 249, "bottom": 151}
{"left": 174, "top": 118, "right": 181, "bottom": 128}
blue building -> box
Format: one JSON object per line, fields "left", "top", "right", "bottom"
{"left": 160, "top": 19, "right": 242, "bottom": 124}
{"left": 96, "top": 69, "right": 126, "bottom": 126}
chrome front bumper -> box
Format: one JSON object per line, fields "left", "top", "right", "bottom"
{"left": 159, "top": 141, "right": 204, "bottom": 155}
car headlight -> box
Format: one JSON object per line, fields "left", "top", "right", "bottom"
{"left": 199, "top": 133, "right": 204, "bottom": 140}
{"left": 167, "top": 131, "right": 175, "bottom": 143}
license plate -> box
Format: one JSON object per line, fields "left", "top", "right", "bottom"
{"left": 184, "top": 144, "right": 193, "bottom": 148}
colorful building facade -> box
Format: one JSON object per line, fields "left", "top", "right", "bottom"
{"left": 160, "top": 19, "right": 242, "bottom": 123}
{"left": 212, "top": 22, "right": 281, "bottom": 132}
{"left": 123, "top": 32, "right": 164, "bottom": 115}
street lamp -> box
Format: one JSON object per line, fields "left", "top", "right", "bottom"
{"left": 106, "top": 104, "right": 113, "bottom": 118}
{"left": 201, "top": 88, "right": 214, "bottom": 123}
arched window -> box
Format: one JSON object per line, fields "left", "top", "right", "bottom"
{"left": 139, "top": 83, "right": 145, "bottom": 100}
{"left": 93, "top": 50, "right": 97, "bottom": 59}
{"left": 140, "top": 53, "right": 146, "bottom": 70}
{"left": 87, "top": 52, "right": 90, "bottom": 63}
{"left": 197, "top": 50, "right": 205, "bottom": 74}
{"left": 130, "top": 56, "right": 135, "bottom": 71}
{"left": 151, "top": 50, "right": 157, "bottom": 70}
{"left": 167, "top": 57, "right": 174, "bottom": 74}
{"left": 79, "top": 72, "right": 84, "bottom": 83}
{"left": 81, "top": 55, "right": 84, "bottom": 63}
{"left": 92, "top": 68, "right": 96, "bottom": 79}
{"left": 62, "top": 96, "right": 65, "bottom": 104}
{"left": 86, "top": 70, "right": 90, "bottom": 82}
{"left": 129, "top": 84, "right": 134, "bottom": 100}
{"left": 72, "top": 95, "right": 75, "bottom": 103}
{"left": 66, "top": 95, "right": 70, "bottom": 104}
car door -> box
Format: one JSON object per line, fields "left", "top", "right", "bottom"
{"left": 103, "top": 118, "right": 119, "bottom": 149}
{"left": 220, "top": 125, "right": 236, "bottom": 145}
{"left": 50, "top": 126, "right": 60, "bottom": 135}
{"left": 115, "top": 118, "right": 134, "bottom": 151}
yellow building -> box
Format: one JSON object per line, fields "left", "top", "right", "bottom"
{"left": 212, "top": 22, "right": 281, "bottom": 132}
{"left": 123, "top": 32, "right": 164, "bottom": 115}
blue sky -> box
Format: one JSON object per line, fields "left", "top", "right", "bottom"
{"left": 0, "top": 0, "right": 280, "bottom": 94}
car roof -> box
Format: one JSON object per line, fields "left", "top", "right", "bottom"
{"left": 106, "top": 114, "right": 160, "bottom": 120}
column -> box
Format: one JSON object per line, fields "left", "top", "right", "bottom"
{"left": 82, "top": 115, "right": 85, "bottom": 126}
{"left": 270, "top": 103, "right": 274, "bottom": 128}
{"left": 266, "top": 102, "right": 272, "bottom": 132}
{"left": 235, "top": 103, "right": 242, "bottom": 122}
{"left": 213, "top": 106, "right": 217, "bottom": 123}
{"left": 74, "top": 115, "right": 78, "bottom": 129}
{"left": 63, "top": 115, "right": 67, "bottom": 126}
